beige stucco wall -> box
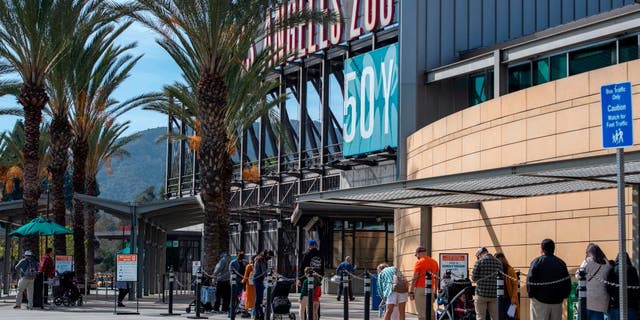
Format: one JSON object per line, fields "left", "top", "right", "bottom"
{"left": 397, "top": 60, "right": 640, "bottom": 318}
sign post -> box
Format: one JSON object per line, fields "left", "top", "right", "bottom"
{"left": 116, "top": 254, "right": 139, "bottom": 315}
{"left": 601, "top": 81, "right": 633, "bottom": 320}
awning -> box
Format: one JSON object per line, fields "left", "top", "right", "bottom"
{"left": 0, "top": 196, "right": 53, "bottom": 227}
{"left": 73, "top": 193, "right": 204, "bottom": 231}
{"left": 297, "top": 151, "right": 640, "bottom": 209}
{"left": 290, "top": 202, "right": 393, "bottom": 225}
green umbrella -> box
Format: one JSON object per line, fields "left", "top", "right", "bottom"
{"left": 8, "top": 216, "right": 73, "bottom": 237}
{"left": 117, "top": 245, "right": 131, "bottom": 254}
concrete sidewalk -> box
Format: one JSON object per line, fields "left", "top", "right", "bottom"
{"left": 0, "top": 290, "right": 412, "bottom": 320}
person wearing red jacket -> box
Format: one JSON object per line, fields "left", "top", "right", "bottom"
{"left": 39, "top": 248, "right": 55, "bottom": 305}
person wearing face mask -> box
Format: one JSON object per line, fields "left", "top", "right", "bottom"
{"left": 230, "top": 250, "right": 247, "bottom": 317}
{"left": 576, "top": 243, "right": 612, "bottom": 320}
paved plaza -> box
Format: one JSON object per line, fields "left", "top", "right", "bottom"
{"left": 0, "top": 290, "right": 414, "bottom": 320}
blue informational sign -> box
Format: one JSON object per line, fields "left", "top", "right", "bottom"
{"left": 343, "top": 43, "right": 399, "bottom": 157}
{"left": 601, "top": 82, "right": 633, "bottom": 149}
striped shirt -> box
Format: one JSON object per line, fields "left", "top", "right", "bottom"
{"left": 471, "top": 253, "right": 502, "bottom": 298}
{"left": 376, "top": 266, "right": 397, "bottom": 300}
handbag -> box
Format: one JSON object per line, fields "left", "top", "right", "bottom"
{"left": 393, "top": 270, "right": 409, "bottom": 293}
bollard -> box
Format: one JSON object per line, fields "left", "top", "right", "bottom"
{"left": 266, "top": 269, "right": 273, "bottom": 320}
{"left": 364, "top": 271, "right": 371, "bottom": 320}
{"left": 162, "top": 273, "right": 166, "bottom": 303}
{"left": 578, "top": 268, "right": 587, "bottom": 320}
{"left": 497, "top": 273, "right": 505, "bottom": 320}
{"left": 516, "top": 270, "right": 521, "bottom": 319}
{"left": 343, "top": 270, "right": 349, "bottom": 320}
{"left": 307, "top": 271, "right": 314, "bottom": 320}
{"left": 426, "top": 273, "right": 433, "bottom": 320}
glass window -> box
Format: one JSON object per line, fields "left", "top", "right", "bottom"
{"left": 569, "top": 42, "right": 616, "bottom": 75}
{"left": 533, "top": 58, "right": 550, "bottom": 85}
{"left": 508, "top": 63, "right": 532, "bottom": 92}
{"left": 550, "top": 53, "right": 567, "bottom": 80}
{"left": 469, "top": 70, "right": 493, "bottom": 106}
{"left": 619, "top": 36, "right": 639, "bottom": 63}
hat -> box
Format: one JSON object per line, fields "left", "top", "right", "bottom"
{"left": 415, "top": 246, "right": 427, "bottom": 254}
{"left": 24, "top": 250, "right": 32, "bottom": 256}
{"left": 307, "top": 240, "right": 318, "bottom": 247}
{"left": 475, "top": 247, "right": 488, "bottom": 257}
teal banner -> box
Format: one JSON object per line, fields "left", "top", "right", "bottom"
{"left": 343, "top": 43, "right": 399, "bottom": 156}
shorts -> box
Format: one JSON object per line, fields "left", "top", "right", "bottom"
{"left": 312, "top": 286, "right": 321, "bottom": 302}
{"left": 386, "top": 292, "right": 408, "bottom": 305}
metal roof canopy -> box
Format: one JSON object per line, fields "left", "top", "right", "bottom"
{"left": 73, "top": 193, "right": 204, "bottom": 231}
{"left": 297, "top": 151, "right": 640, "bottom": 209}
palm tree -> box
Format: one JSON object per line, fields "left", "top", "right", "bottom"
{"left": 0, "top": 0, "right": 73, "bottom": 253}
{"left": 46, "top": 1, "right": 118, "bottom": 255}
{"left": 85, "top": 118, "right": 140, "bottom": 281}
{"left": 68, "top": 22, "right": 160, "bottom": 280}
{"left": 118, "top": 0, "right": 332, "bottom": 269}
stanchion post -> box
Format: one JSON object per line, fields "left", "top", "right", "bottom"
{"left": 364, "top": 271, "right": 371, "bottom": 320}
{"left": 578, "top": 268, "right": 587, "bottom": 320}
{"left": 516, "top": 270, "right": 521, "bottom": 319}
{"left": 266, "top": 269, "right": 274, "bottom": 320}
{"left": 195, "top": 269, "right": 202, "bottom": 318}
{"left": 231, "top": 273, "right": 237, "bottom": 320}
{"left": 343, "top": 270, "right": 349, "bottom": 320}
{"left": 307, "top": 271, "right": 314, "bottom": 320}
{"left": 426, "top": 273, "right": 432, "bottom": 320}
{"left": 161, "top": 266, "right": 181, "bottom": 316}
{"left": 497, "top": 273, "right": 505, "bottom": 320}
{"left": 162, "top": 273, "right": 166, "bottom": 303}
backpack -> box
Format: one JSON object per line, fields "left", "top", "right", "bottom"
{"left": 23, "top": 259, "right": 38, "bottom": 279}
{"left": 393, "top": 269, "right": 409, "bottom": 293}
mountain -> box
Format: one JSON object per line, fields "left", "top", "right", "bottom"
{"left": 96, "top": 127, "right": 167, "bottom": 202}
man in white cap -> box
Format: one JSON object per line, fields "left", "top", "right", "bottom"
{"left": 14, "top": 250, "right": 38, "bottom": 309}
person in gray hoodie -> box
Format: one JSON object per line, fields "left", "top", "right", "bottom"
{"left": 576, "top": 243, "right": 612, "bottom": 320}
{"left": 213, "top": 252, "right": 231, "bottom": 313}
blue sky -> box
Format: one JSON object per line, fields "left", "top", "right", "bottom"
{"left": 0, "top": 22, "right": 181, "bottom": 135}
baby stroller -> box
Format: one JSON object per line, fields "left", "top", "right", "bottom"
{"left": 53, "top": 271, "right": 83, "bottom": 307}
{"left": 271, "top": 279, "right": 295, "bottom": 320}
{"left": 186, "top": 275, "right": 214, "bottom": 314}
{"left": 436, "top": 278, "right": 475, "bottom": 320}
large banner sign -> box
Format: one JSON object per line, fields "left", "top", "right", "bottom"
{"left": 343, "top": 43, "right": 399, "bottom": 156}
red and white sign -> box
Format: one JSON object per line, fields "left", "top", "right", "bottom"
{"left": 117, "top": 254, "right": 138, "bottom": 282}
{"left": 55, "top": 255, "right": 73, "bottom": 273}
{"left": 439, "top": 253, "right": 469, "bottom": 280}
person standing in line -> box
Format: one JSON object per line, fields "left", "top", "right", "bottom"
{"left": 229, "top": 250, "right": 247, "bottom": 317}
{"left": 299, "top": 267, "right": 322, "bottom": 320}
{"left": 606, "top": 252, "right": 640, "bottom": 320}
{"left": 527, "top": 239, "right": 572, "bottom": 320}
{"left": 409, "top": 246, "right": 439, "bottom": 320}
{"left": 495, "top": 252, "right": 519, "bottom": 319}
{"left": 377, "top": 263, "right": 408, "bottom": 320}
{"left": 213, "top": 251, "right": 231, "bottom": 313}
{"left": 336, "top": 256, "right": 355, "bottom": 301}
{"left": 298, "top": 240, "right": 324, "bottom": 284}
{"left": 116, "top": 280, "right": 130, "bottom": 307}
{"left": 253, "top": 250, "right": 273, "bottom": 320}
{"left": 39, "top": 247, "right": 55, "bottom": 305}
{"left": 576, "top": 243, "right": 612, "bottom": 320}
{"left": 241, "top": 255, "right": 256, "bottom": 318}
{"left": 14, "top": 250, "right": 38, "bottom": 309}
{"left": 472, "top": 247, "right": 503, "bottom": 320}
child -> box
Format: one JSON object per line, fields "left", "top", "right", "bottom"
{"left": 300, "top": 267, "right": 321, "bottom": 320}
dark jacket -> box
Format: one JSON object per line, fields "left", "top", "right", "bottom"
{"left": 299, "top": 248, "right": 324, "bottom": 278}
{"left": 607, "top": 255, "right": 640, "bottom": 310}
{"left": 527, "top": 253, "right": 572, "bottom": 304}
{"left": 253, "top": 255, "right": 268, "bottom": 283}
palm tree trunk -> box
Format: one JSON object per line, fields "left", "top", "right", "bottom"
{"left": 85, "top": 175, "right": 97, "bottom": 282}
{"left": 198, "top": 72, "right": 231, "bottom": 270}
{"left": 72, "top": 140, "right": 87, "bottom": 281}
{"left": 18, "top": 83, "right": 47, "bottom": 255}
{"left": 49, "top": 115, "right": 71, "bottom": 255}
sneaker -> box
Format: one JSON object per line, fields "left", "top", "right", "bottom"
{"left": 336, "top": 297, "right": 341, "bottom": 301}
{"left": 349, "top": 297, "right": 356, "bottom": 301}
{"left": 118, "top": 302, "right": 126, "bottom": 307}
{"left": 13, "top": 305, "right": 19, "bottom": 309}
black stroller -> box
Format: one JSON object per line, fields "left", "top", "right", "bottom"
{"left": 436, "top": 278, "right": 475, "bottom": 320}
{"left": 271, "top": 279, "right": 295, "bottom": 320}
{"left": 186, "top": 274, "right": 214, "bottom": 314}
{"left": 53, "top": 271, "right": 83, "bottom": 307}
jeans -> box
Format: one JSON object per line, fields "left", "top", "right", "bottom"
{"left": 337, "top": 280, "right": 354, "bottom": 300}
{"left": 230, "top": 284, "right": 243, "bottom": 316}
{"left": 586, "top": 309, "right": 606, "bottom": 320}
{"left": 214, "top": 280, "right": 231, "bottom": 312}
{"left": 607, "top": 308, "right": 638, "bottom": 320}
{"left": 254, "top": 280, "right": 265, "bottom": 318}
